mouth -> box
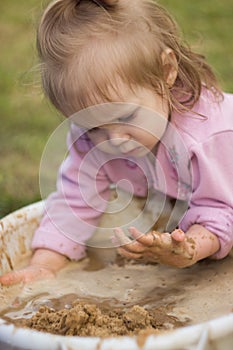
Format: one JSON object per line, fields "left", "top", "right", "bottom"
{"left": 121, "top": 146, "right": 143, "bottom": 155}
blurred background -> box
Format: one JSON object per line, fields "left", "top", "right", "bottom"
{"left": 0, "top": 0, "right": 233, "bottom": 218}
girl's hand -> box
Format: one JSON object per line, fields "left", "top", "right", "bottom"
{"left": 0, "top": 249, "right": 68, "bottom": 286}
{"left": 114, "top": 224, "right": 220, "bottom": 268}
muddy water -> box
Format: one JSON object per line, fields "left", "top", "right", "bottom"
{"left": 0, "top": 248, "right": 233, "bottom": 330}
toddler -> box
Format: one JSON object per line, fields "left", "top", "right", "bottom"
{"left": 1, "top": 0, "right": 233, "bottom": 285}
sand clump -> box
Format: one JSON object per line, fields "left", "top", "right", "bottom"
{"left": 13, "top": 300, "right": 184, "bottom": 337}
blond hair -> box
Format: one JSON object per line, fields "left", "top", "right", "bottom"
{"left": 37, "top": 0, "right": 222, "bottom": 117}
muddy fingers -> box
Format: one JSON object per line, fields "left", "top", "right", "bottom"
{"left": 0, "top": 266, "right": 55, "bottom": 286}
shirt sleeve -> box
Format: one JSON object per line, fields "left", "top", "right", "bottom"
{"left": 31, "top": 128, "right": 111, "bottom": 260}
{"left": 179, "top": 131, "right": 233, "bottom": 259}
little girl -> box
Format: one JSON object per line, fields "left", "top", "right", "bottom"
{"left": 1, "top": 0, "right": 233, "bottom": 285}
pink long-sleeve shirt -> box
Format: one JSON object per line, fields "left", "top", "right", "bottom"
{"left": 32, "top": 89, "right": 233, "bottom": 260}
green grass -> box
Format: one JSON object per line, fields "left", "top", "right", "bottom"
{"left": 0, "top": 0, "right": 232, "bottom": 217}
{"left": 159, "top": 0, "right": 233, "bottom": 91}
{"left": 0, "top": 0, "right": 61, "bottom": 217}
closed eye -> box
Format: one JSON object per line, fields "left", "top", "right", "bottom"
{"left": 119, "top": 113, "right": 136, "bottom": 122}
{"left": 88, "top": 127, "right": 100, "bottom": 132}
{"left": 118, "top": 107, "right": 139, "bottom": 122}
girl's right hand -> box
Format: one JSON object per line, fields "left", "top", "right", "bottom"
{"left": 0, "top": 249, "right": 68, "bottom": 286}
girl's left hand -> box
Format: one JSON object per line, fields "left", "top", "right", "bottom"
{"left": 114, "top": 226, "right": 198, "bottom": 268}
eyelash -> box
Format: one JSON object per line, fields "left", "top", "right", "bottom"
{"left": 88, "top": 127, "right": 100, "bottom": 133}
{"left": 119, "top": 113, "right": 136, "bottom": 122}
{"left": 88, "top": 113, "right": 136, "bottom": 133}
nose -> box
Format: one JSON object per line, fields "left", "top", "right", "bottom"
{"left": 107, "top": 127, "right": 130, "bottom": 146}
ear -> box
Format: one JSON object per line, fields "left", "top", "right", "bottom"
{"left": 161, "top": 48, "right": 178, "bottom": 87}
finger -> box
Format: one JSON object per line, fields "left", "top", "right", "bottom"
{"left": 0, "top": 270, "right": 28, "bottom": 286}
{"left": 128, "top": 227, "right": 144, "bottom": 240}
{"left": 111, "top": 235, "right": 118, "bottom": 245}
{"left": 115, "top": 227, "right": 146, "bottom": 253}
{"left": 117, "top": 247, "right": 143, "bottom": 260}
{"left": 114, "top": 227, "right": 132, "bottom": 246}
{"left": 120, "top": 240, "right": 147, "bottom": 253}
{"left": 129, "top": 227, "right": 154, "bottom": 246}
{"left": 170, "top": 230, "right": 192, "bottom": 257}
{"left": 0, "top": 267, "right": 54, "bottom": 286}
{"left": 157, "top": 232, "right": 173, "bottom": 249}
{"left": 130, "top": 228, "right": 162, "bottom": 247}
{"left": 171, "top": 229, "right": 185, "bottom": 242}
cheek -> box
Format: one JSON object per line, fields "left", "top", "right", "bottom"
{"left": 88, "top": 131, "right": 106, "bottom": 145}
{"left": 132, "top": 127, "right": 157, "bottom": 143}
{"left": 153, "top": 93, "right": 169, "bottom": 116}
{"left": 145, "top": 134, "right": 159, "bottom": 147}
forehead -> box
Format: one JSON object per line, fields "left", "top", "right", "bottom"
{"left": 70, "top": 83, "right": 162, "bottom": 128}
{"left": 70, "top": 102, "right": 140, "bottom": 128}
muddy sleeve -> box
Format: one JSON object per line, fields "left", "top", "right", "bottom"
{"left": 179, "top": 131, "right": 233, "bottom": 259}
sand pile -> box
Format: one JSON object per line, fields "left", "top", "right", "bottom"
{"left": 14, "top": 300, "right": 184, "bottom": 337}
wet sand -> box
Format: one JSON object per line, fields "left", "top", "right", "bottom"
{"left": 0, "top": 249, "right": 233, "bottom": 337}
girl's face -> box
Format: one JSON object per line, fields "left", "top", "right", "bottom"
{"left": 78, "top": 86, "right": 169, "bottom": 157}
